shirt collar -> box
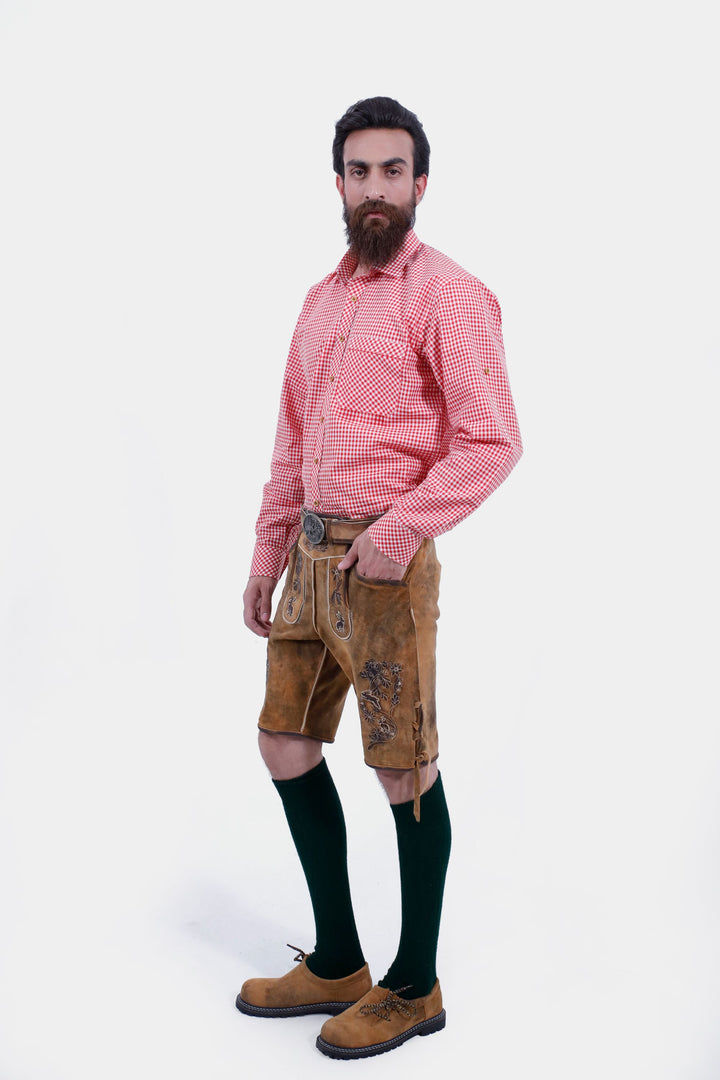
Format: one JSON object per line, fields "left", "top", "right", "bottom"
{"left": 335, "top": 229, "right": 421, "bottom": 285}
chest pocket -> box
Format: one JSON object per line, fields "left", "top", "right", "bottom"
{"left": 334, "top": 335, "right": 408, "bottom": 416}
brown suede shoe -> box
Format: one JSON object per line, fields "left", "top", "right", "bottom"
{"left": 316, "top": 981, "right": 445, "bottom": 1058}
{"left": 236, "top": 950, "right": 372, "bottom": 1018}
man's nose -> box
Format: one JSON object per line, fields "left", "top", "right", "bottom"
{"left": 364, "top": 177, "right": 386, "bottom": 200}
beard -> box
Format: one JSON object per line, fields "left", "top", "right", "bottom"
{"left": 343, "top": 197, "right": 416, "bottom": 268}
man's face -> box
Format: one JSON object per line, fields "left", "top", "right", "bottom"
{"left": 336, "top": 128, "right": 427, "bottom": 266}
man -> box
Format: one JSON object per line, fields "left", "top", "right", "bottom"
{"left": 237, "top": 97, "right": 522, "bottom": 1059}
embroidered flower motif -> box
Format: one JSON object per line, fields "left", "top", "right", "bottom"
{"left": 359, "top": 660, "right": 403, "bottom": 747}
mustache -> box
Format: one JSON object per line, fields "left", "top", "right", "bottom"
{"left": 359, "top": 199, "right": 389, "bottom": 216}
{"left": 348, "top": 199, "right": 410, "bottom": 229}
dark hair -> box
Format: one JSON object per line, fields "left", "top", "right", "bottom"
{"left": 333, "top": 97, "right": 430, "bottom": 179}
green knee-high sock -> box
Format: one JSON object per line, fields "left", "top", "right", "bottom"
{"left": 379, "top": 773, "right": 452, "bottom": 999}
{"left": 273, "top": 759, "right": 365, "bottom": 980}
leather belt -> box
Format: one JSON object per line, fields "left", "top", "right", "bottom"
{"left": 301, "top": 509, "right": 379, "bottom": 545}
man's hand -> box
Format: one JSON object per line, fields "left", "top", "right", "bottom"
{"left": 243, "top": 575, "right": 278, "bottom": 637}
{"left": 337, "top": 529, "right": 406, "bottom": 581}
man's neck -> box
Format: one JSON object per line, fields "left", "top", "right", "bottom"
{"left": 351, "top": 259, "right": 373, "bottom": 279}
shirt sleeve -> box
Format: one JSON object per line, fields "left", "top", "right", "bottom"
{"left": 250, "top": 318, "right": 307, "bottom": 579}
{"left": 367, "top": 277, "right": 522, "bottom": 563}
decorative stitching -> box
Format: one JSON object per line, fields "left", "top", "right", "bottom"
{"left": 283, "top": 548, "right": 305, "bottom": 623}
{"left": 328, "top": 562, "right": 353, "bottom": 640}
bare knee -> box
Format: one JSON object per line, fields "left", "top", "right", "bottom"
{"left": 375, "top": 760, "right": 439, "bottom": 805}
{"left": 258, "top": 730, "right": 324, "bottom": 781}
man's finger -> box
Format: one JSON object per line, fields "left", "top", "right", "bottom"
{"left": 258, "top": 582, "right": 273, "bottom": 622}
{"left": 337, "top": 537, "right": 359, "bottom": 570}
{"left": 245, "top": 601, "right": 272, "bottom": 636}
{"left": 243, "top": 576, "right": 277, "bottom": 637}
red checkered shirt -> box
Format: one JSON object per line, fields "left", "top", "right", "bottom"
{"left": 251, "top": 230, "right": 522, "bottom": 578}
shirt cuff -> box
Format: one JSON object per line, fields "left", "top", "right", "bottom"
{"left": 367, "top": 516, "right": 423, "bottom": 566}
{"left": 250, "top": 544, "right": 288, "bottom": 580}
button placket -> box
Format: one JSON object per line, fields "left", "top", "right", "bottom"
{"left": 310, "top": 285, "right": 363, "bottom": 510}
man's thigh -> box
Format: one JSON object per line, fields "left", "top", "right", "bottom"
{"left": 259, "top": 542, "right": 352, "bottom": 744}
{"left": 258, "top": 535, "right": 441, "bottom": 768}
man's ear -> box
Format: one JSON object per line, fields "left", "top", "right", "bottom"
{"left": 336, "top": 174, "right": 345, "bottom": 199}
{"left": 414, "top": 175, "right": 428, "bottom": 203}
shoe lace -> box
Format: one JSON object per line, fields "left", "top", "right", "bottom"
{"left": 360, "top": 987, "right": 417, "bottom": 1022}
{"left": 286, "top": 943, "right": 308, "bottom": 963}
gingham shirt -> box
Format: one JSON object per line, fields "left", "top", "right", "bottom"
{"left": 251, "top": 230, "right": 522, "bottom": 578}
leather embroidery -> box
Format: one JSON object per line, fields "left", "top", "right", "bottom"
{"left": 283, "top": 548, "right": 305, "bottom": 624}
{"left": 359, "top": 660, "right": 403, "bottom": 748}
{"left": 328, "top": 562, "right": 352, "bottom": 640}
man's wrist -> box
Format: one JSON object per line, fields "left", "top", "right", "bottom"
{"left": 367, "top": 517, "right": 423, "bottom": 566}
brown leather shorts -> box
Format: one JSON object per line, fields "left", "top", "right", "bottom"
{"left": 259, "top": 516, "right": 441, "bottom": 807}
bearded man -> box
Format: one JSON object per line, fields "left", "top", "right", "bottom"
{"left": 237, "top": 97, "right": 522, "bottom": 1059}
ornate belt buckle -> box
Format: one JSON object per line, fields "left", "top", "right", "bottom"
{"left": 302, "top": 512, "right": 326, "bottom": 544}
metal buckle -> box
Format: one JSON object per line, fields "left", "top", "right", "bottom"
{"left": 302, "top": 512, "right": 326, "bottom": 544}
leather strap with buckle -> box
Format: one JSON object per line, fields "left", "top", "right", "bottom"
{"left": 301, "top": 511, "right": 326, "bottom": 544}
{"left": 301, "top": 509, "right": 379, "bottom": 545}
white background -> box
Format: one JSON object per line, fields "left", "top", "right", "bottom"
{"left": 1, "top": 2, "right": 718, "bottom": 1077}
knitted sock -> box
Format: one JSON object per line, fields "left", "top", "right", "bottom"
{"left": 379, "top": 773, "right": 452, "bottom": 999}
{"left": 272, "top": 759, "right": 365, "bottom": 979}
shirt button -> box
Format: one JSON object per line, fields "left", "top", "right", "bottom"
{"left": 351, "top": 296, "right": 357, "bottom": 302}
{"left": 329, "top": 375, "right": 334, "bottom": 383}
{"left": 313, "top": 458, "right": 319, "bottom": 464}
{"left": 319, "top": 416, "right": 325, "bottom": 423}
{"left": 313, "top": 499, "right": 320, "bottom": 507}
{"left": 338, "top": 335, "right": 345, "bottom": 342}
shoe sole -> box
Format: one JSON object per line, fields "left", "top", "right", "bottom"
{"left": 235, "top": 995, "right": 358, "bottom": 1018}
{"left": 315, "top": 1008, "right": 446, "bottom": 1058}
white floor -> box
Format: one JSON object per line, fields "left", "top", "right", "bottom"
{"left": 2, "top": 549, "right": 719, "bottom": 1080}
